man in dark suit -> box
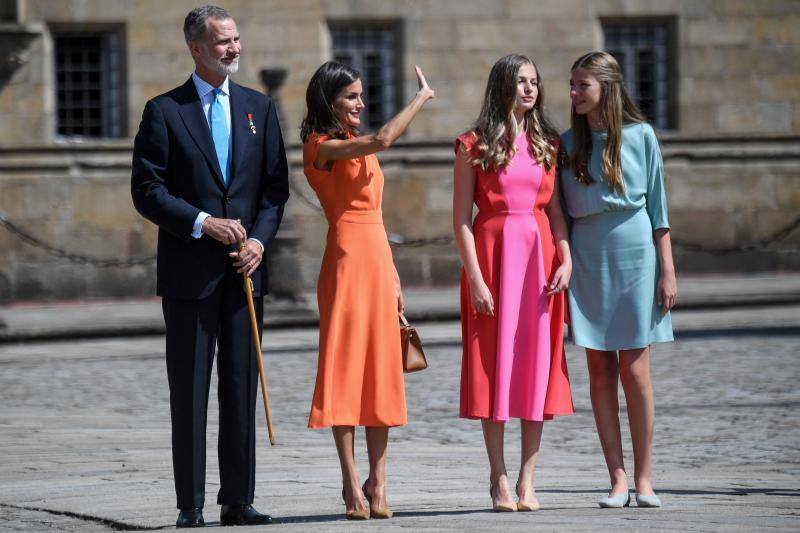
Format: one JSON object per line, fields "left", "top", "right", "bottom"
{"left": 131, "top": 5, "right": 288, "bottom": 528}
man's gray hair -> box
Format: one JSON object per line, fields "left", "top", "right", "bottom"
{"left": 183, "top": 5, "right": 231, "bottom": 43}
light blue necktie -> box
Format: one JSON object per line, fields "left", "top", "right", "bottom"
{"left": 210, "top": 88, "right": 230, "bottom": 185}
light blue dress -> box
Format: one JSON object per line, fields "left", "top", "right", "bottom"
{"left": 560, "top": 122, "right": 673, "bottom": 350}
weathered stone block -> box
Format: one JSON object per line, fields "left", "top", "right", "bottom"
{"left": 678, "top": 103, "right": 718, "bottom": 133}
{"left": 0, "top": 270, "right": 11, "bottom": 302}
{"left": 705, "top": 0, "right": 800, "bottom": 17}
{"left": 0, "top": 181, "right": 28, "bottom": 218}
{"left": 774, "top": 174, "right": 800, "bottom": 209}
{"left": 430, "top": 253, "right": 462, "bottom": 285}
{"left": 669, "top": 208, "right": 738, "bottom": 245}
{"left": 680, "top": 46, "right": 727, "bottom": 77}
{"left": 752, "top": 16, "right": 800, "bottom": 45}
{"left": 506, "top": 0, "right": 595, "bottom": 18}
{"left": 321, "top": 0, "right": 408, "bottom": 19}
{"left": 749, "top": 208, "right": 800, "bottom": 246}
{"left": 667, "top": 163, "right": 781, "bottom": 210}
{"left": 413, "top": 50, "right": 500, "bottom": 83}
{"left": 456, "top": 20, "right": 554, "bottom": 51}
{"left": 426, "top": 178, "right": 453, "bottom": 212}
{"left": 717, "top": 102, "right": 793, "bottom": 133}
{"left": 682, "top": 76, "right": 760, "bottom": 104}
{"left": 686, "top": 18, "right": 752, "bottom": 46}
{"left": 392, "top": 253, "right": 427, "bottom": 286}
{"left": 417, "top": 0, "right": 508, "bottom": 20}
{"left": 127, "top": 219, "right": 157, "bottom": 256}
{"left": 73, "top": 179, "right": 141, "bottom": 229}
{"left": 405, "top": 20, "right": 458, "bottom": 52}
{"left": 127, "top": 23, "right": 160, "bottom": 52}
{"left": 543, "top": 18, "right": 601, "bottom": 49}
{"left": 757, "top": 74, "right": 800, "bottom": 101}
{"left": 249, "top": 0, "right": 325, "bottom": 19}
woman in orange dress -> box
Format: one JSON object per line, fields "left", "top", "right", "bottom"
{"left": 301, "top": 61, "right": 434, "bottom": 520}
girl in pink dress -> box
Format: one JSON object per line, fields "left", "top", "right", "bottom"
{"left": 453, "top": 54, "right": 574, "bottom": 512}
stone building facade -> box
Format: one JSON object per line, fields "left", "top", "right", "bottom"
{"left": 0, "top": 0, "right": 798, "bottom": 301}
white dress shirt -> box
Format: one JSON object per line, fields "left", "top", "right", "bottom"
{"left": 189, "top": 72, "right": 263, "bottom": 253}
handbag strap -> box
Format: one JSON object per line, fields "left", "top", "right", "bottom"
{"left": 399, "top": 312, "right": 410, "bottom": 327}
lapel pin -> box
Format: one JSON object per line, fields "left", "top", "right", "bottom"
{"left": 247, "top": 113, "right": 256, "bottom": 135}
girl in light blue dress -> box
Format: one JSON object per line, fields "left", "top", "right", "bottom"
{"left": 560, "top": 51, "right": 677, "bottom": 509}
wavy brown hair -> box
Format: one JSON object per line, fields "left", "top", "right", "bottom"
{"left": 567, "top": 51, "right": 645, "bottom": 193}
{"left": 469, "top": 54, "right": 559, "bottom": 173}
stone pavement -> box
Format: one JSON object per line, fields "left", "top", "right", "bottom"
{"left": 1, "top": 273, "right": 800, "bottom": 341}
{"left": 1, "top": 301, "right": 799, "bottom": 531}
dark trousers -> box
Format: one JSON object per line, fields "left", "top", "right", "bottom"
{"left": 162, "top": 268, "right": 263, "bottom": 510}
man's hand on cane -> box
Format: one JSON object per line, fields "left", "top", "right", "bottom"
{"left": 201, "top": 217, "right": 262, "bottom": 276}
{"left": 230, "top": 240, "right": 263, "bottom": 276}
{"left": 202, "top": 216, "right": 247, "bottom": 245}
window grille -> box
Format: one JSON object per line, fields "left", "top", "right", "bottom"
{"left": 329, "top": 22, "right": 401, "bottom": 130}
{"left": 53, "top": 30, "right": 123, "bottom": 138}
{"left": 0, "top": 2, "right": 17, "bottom": 22}
{"left": 603, "top": 19, "right": 676, "bottom": 129}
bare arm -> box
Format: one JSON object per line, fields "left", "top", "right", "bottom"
{"left": 544, "top": 176, "right": 572, "bottom": 295}
{"left": 393, "top": 264, "right": 404, "bottom": 313}
{"left": 654, "top": 228, "right": 677, "bottom": 312}
{"left": 316, "top": 66, "right": 434, "bottom": 167}
{"left": 452, "top": 146, "right": 493, "bottom": 316}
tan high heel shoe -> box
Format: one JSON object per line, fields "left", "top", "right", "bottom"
{"left": 361, "top": 483, "right": 394, "bottom": 519}
{"left": 490, "top": 482, "right": 517, "bottom": 512}
{"left": 515, "top": 482, "right": 540, "bottom": 512}
{"left": 362, "top": 482, "right": 393, "bottom": 519}
{"left": 342, "top": 488, "right": 370, "bottom": 520}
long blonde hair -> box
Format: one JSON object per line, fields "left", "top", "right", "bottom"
{"left": 567, "top": 51, "right": 645, "bottom": 193}
{"left": 470, "top": 54, "right": 558, "bottom": 172}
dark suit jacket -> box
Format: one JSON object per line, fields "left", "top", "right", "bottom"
{"left": 131, "top": 77, "right": 289, "bottom": 300}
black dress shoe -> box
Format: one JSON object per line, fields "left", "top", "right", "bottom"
{"left": 176, "top": 508, "right": 204, "bottom": 528}
{"left": 220, "top": 504, "right": 273, "bottom": 526}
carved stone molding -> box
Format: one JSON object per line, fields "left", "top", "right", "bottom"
{"left": 0, "top": 23, "right": 40, "bottom": 88}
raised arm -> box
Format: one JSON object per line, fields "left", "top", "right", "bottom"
{"left": 315, "top": 66, "right": 435, "bottom": 168}
{"left": 453, "top": 145, "right": 493, "bottom": 316}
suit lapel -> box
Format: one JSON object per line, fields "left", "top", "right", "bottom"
{"left": 176, "top": 78, "right": 226, "bottom": 190}
{"left": 228, "top": 82, "right": 253, "bottom": 190}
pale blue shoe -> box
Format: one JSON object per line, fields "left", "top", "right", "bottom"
{"left": 635, "top": 492, "right": 662, "bottom": 508}
{"left": 598, "top": 492, "right": 631, "bottom": 508}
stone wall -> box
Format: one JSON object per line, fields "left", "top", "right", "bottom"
{"left": 0, "top": 0, "right": 799, "bottom": 301}
{"left": 0, "top": 144, "right": 156, "bottom": 300}
{"left": 1, "top": 0, "right": 799, "bottom": 146}
{"left": 1, "top": 134, "right": 798, "bottom": 301}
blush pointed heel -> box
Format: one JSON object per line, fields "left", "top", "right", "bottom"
{"left": 515, "top": 482, "right": 540, "bottom": 512}
{"left": 342, "top": 488, "right": 370, "bottom": 520}
{"left": 490, "top": 482, "right": 517, "bottom": 512}
{"left": 362, "top": 482, "right": 393, "bottom": 519}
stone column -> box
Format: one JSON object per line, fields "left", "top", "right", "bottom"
{"left": 260, "top": 67, "right": 302, "bottom": 300}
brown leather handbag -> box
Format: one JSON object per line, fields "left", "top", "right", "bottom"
{"left": 400, "top": 312, "right": 427, "bottom": 373}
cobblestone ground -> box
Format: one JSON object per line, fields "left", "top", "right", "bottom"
{"left": 0, "top": 319, "right": 798, "bottom": 531}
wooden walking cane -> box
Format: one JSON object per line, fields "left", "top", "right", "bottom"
{"left": 238, "top": 241, "right": 276, "bottom": 445}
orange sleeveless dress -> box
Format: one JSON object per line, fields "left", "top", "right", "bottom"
{"left": 304, "top": 133, "right": 407, "bottom": 428}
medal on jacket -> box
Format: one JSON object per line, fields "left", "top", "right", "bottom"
{"left": 247, "top": 113, "right": 256, "bottom": 135}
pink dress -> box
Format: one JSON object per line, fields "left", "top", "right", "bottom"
{"left": 457, "top": 131, "right": 574, "bottom": 422}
